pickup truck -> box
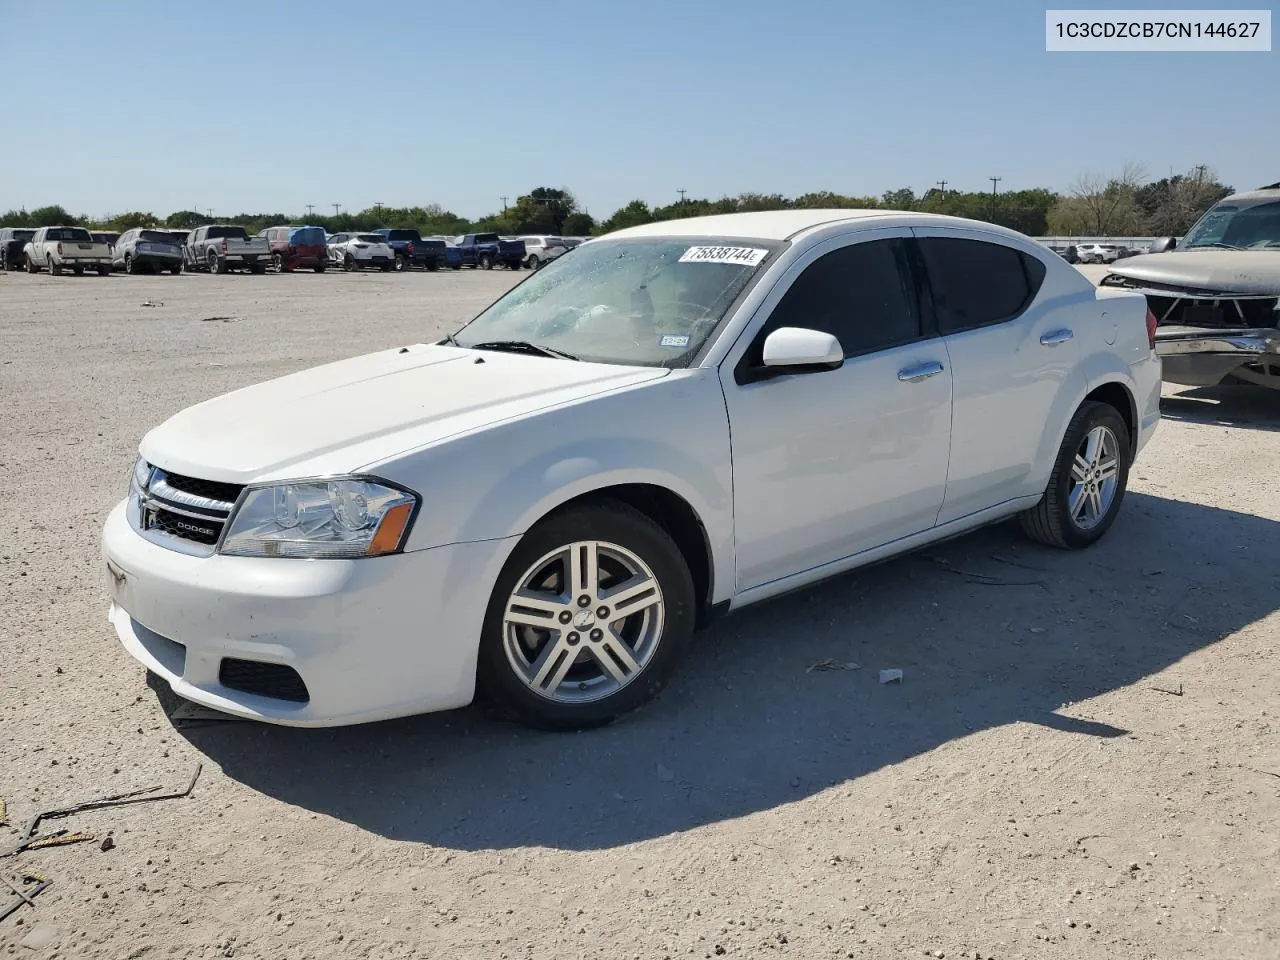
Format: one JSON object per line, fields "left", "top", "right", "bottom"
{"left": 23, "top": 226, "right": 113, "bottom": 275}
{"left": 184, "top": 225, "right": 271, "bottom": 274}
{"left": 454, "top": 233, "right": 526, "bottom": 270}
{"left": 375, "top": 229, "right": 449, "bottom": 272}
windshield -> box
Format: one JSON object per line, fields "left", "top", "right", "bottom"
{"left": 453, "top": 237, "right": 778, "bottom": 367}
{"left": 1182, "top": 199, "right": 1280, "bottom": 250}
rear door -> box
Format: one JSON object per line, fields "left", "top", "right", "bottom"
{"left": 912, "top": 228, "right": 1081, "bottom": 523}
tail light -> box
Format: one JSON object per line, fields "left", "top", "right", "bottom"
{"left": 406, "top": 242, "right": 414, "bottom": 253}
{"left": 1145, "top": 306, "right": 1158, "bottom": 350}
{"left": 220, "top": 239, "right": 228, "bottom": 253}
{"left": 56, "top": 242, "right": 63, "bottom": 256}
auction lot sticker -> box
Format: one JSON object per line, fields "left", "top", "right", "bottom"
{"left": 679, "top": 246, "right": 769, "bottom": 266}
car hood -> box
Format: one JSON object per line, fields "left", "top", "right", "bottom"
{"left": 1106, "top": 250, "right": 1280, "bottom": 295}
{"left": 141, "top": 345, "right": 668, "bottom": 484}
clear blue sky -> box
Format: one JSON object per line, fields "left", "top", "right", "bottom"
{"left": 1, "top": 0, "right": 1275, "bottom": 220}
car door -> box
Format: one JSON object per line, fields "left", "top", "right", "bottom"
{"left": 720, "top": 230, "right": 953, "bottom": 591}
{"left": 912, "top": 228, "right": 1082, "bottom": 525}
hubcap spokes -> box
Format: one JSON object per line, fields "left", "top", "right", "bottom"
{"left": 503, "top": 540, "right": 664, "bottom": 703}
{"left": 1068, "top": 425, "right": 1119, "bottom": 530}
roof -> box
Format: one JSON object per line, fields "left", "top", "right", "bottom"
{"left": 1224, "top": 183, "right": 1280, "bottom": 205}
{"left": 608, "top": 209, "right": 895, "bottom": 241}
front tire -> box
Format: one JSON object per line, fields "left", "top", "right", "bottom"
{"left": 394, "top": 254, "right": 408, "bottom": 272}
{"left": 273, "top": 253, "right": 288, "bottom": 273}
{"left": 477, "top": 501, "right": 695, "bottom": 731}
{"left": 313, "top": 263, "right": 326, "bottom": 273}
{"left": 26, "top": 255, "right": 38, "bottom": 273}
{"left": 170, "top": 263, "right": 183, "bottom": 275}
{"left": 125, "top": 254, "right": 137, "bottom": 275}
{"left": 343, "top": 254, "right": 355, "bottom": 272}
{"left": 479, "top": 253, "right": 493, "bottom": 270}
{"left": 426, "top": 261, "right": 439, "bottom": 272}
{"left": 1019, "top": 401, "right": 1130, "bottom": 549}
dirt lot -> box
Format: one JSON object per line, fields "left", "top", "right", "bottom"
{"left": 1, "top": 267, "right": 1277, "bottom": 959}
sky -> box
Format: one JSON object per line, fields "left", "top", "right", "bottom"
{"left": 1, "top": 0, "right": 1276, "bottom": 221}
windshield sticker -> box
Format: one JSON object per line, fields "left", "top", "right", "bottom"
{"left": 660, "top": 334, "right": 691, "bottom": 348}
{"left": 678, "top": 245, "right": 768, "bottom": 266}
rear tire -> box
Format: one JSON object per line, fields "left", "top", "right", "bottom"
{"left": 250, "top": 263, "right": 267, "bottom": 275}
{"left": 526, "top": 254, "right": 540, "bottom": 270}
{"left": 73, "top": 266, "right": 85, "bottom": 276}
{"left": 343, "top": 254, "right": 355, "bottom": 272}
{"left": 273, "top": 253, "right": 288, "bottom": 273}
{"left": 426, "top": 261, "right": 439, "bottom": 272}
{"left": 26, "top": 255, "right": 38, "bottom": 273}
{"left": 125, "top": 255, "right": 137, "bottom": 275}
{"left": 394, "top": 254, "right": 408, "bottom": 272}
{"left": 380, "top": 263, "right": 392, "bottom": 272}
{"left": 170, "top": 263, "right": 183, "bottom": 275}
{"left": 97, "top": 266, "right": 110, "bottom": 277}
{"left": 1018, "top": 401, "right": 1131, "bottom": 550}
{"left": 49, "top": 257, "right": 62, "bottom": 276}
{"left": 479, "top": 253, "right": 493, "bottom": 270}
{"left": 477, "top": 500, "right": 696, "bottom": 730}
{"left": 313, "top": 264, "right": 326, "bottom": 274}
{"left": 208, "top": 250, "right": 227, "bottom": 274}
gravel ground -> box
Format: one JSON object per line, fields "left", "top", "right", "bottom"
{"left": 1, "top": 266, "right": 1277, "bottom": 959}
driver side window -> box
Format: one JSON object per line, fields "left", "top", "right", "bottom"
{"left": 756, "top": 239, "right": 921, "bottom": 361}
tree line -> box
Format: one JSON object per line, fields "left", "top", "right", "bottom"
{"left": 1, "top": 166, "right": 1233, "bottom": 240}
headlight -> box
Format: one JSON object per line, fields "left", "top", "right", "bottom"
{"left": 220, "top": 478, "right": 417, "bottom": 559}
{"left": 130, "top": 456, "right": 152, "bottom": 496}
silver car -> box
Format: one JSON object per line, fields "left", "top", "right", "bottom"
{"left": 114, "top": 228, "right": 184, "bottom": 275}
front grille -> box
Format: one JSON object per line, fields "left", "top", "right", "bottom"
{"left": 219, "top": 658, "right": 310, "bottom": 703}
{"left": 140, "top": 469, "right": 244, "bottom": 550}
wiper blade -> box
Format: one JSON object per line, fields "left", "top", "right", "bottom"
{"left": 1186, "top": 241, "right": 1244, "bottom": 251}
{"left": 468, "top": 340, "right": 579, "bottom": 361}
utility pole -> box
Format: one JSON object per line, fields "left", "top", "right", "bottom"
{"left": 305, "top": 203, "right": 315, "bottom": 217}
{"left": 332, "top": 203, "right": 341, "bottom": 217}
{"left": 374, "top": 201, "right": 383, "bottom": 221}
{"left": 988, "top": 177, "right": 1002, "bottom": 220}
{"left": 936, "top": 179, "right": 948, "bottom": 196}
{"left": 677, "top": 188, "right": 687, "bottom": 204}
{"left": 205, "top": 208, "right": 213, "bottom": 220}
{"left": 500, "top": 196, "right": 509, "bottom": 213}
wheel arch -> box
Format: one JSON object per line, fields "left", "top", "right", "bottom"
{"left": 540, "top": 483, "right": 719, "bottom": 629}
{"left": 1082, "top": 379, "right": 1137, "bottom": 455}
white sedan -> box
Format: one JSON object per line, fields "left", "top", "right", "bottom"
{"left": 326, "top": 232, "right": 394, "bottom": 271}
{"left": 103, "top": 210, "right": 1160, "bottom": 729}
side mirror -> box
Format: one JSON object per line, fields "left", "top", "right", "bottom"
{"left": 761, "top": 327, "right": 843, "bottom": 369}
{"left": 1148, "top": 237, "right": 1176, "bottom": 254}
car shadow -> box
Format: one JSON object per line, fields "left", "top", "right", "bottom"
{"left": 172, "top": 492, "right": 1280, "bottom": 852}
{"left": 1162, "top": 384, "right": 1280, "bottom": 431}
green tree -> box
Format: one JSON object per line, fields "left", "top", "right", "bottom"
{"left": 599, "top": 199, "right": 653, "bottom": 233}
{"left": 106, "top": 211, "right": 160, "bottom": 231}
{"left": 1135, "top": 166, "right": 1232, "bottom": 236}
{"left": 880, "top": 188, "right": 917, "bottom": 210}
{"left": 28, "top": 205, "right": 82, "bottom": 226}
{"left": 561, "top": 211, "right": 596, "bottom": 236}
{"left": 165, "top": 210, "right": 211, "bottom": 230}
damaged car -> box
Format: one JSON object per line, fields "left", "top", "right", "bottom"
{"left": 1101, "top": 182, "right": 1280, "bottom": 389}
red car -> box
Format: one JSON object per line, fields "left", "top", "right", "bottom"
{"left": 258, "top": 225, "right": 328, "bottom": 273}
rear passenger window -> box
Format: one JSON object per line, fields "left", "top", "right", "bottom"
{"left": 918, "top": 238, "right": 1044, "bottom": 333}
{"left": 760, "top": 239, "right": 920, "bottom": 359}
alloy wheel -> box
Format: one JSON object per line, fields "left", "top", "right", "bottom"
{"left": 1068, "top": 425, "right": 1119, "bottom": 530}
{"left": 502, "top": 540, "right": 665, "bottom": 703}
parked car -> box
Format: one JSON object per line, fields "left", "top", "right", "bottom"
{"left": 375, "top": 228, "right": 448, "bottom": 272}
{"left": 1076, "top": 243, "right": 1123, "bottom": 264}
{"left": 428, "top": 235, "right": 464, "bottom": 269}
{"left": 164, "top": 230, "right": 191, "bottom": 248}
{"left": 184, "top": 225, "right": 271, "bottom": 274}
{"left": 519, "top": 235, "right": 568, "bottom": 270}
{"left": 0, "top": 227, "right": 35, "bottom": 270}
{"left": 103, "top": 209, "right": 1159, "bottom": 730}
{"left": 454, "top": 233, "right": 526, "bottom": 270}
{"left": 114, "top": 228, "right": 184, "bottom": 274}
{"left": 23, "top": 226, "right": 113, "bottom": 275}
{"left": 1101, "top": 181, "right": 1280, "bottom": 390}
{"left": 327, "top": 232, "right": 395, "bottom": 271}
{"left": 259, "top": 225, "right": 328, "bottom": 273}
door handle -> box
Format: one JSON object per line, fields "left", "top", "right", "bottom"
{"left": 1040, "top": 329, "right": 1074, "bottom": 347}
{"left": 897, "top": 360, "right": 944, "bottom": 383}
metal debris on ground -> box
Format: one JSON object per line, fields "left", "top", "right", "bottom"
{"left": 878, "top": 669, "right": 904, "bottom": 685}
{"left": 198, "top": 315, "right": 242, "bottom": 323}
{"left": 806, "top": 659, "right": 861, "bottom": 673}
{"left": 0, "top": 878, "right": 50, "bottom": 923}
{"left": 22, "top": 762, "right": 202, "bottom": 840}
{"left": 0, "top": 797, "right": 6, "bottom": 825}
{"left": 1151, "top": 683, "right": 1184, "bottom": 697}
{"left": 140, "top": 300, "right": 164, "bottom": 307}
{"left": 26, "top": 831, "right": 95, "bottom": 851}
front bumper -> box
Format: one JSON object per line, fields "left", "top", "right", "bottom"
{"left": 102, "top": 500, "right": 517, "bottom": 726}
{"left": 1155, "top": 326, "right": 1280, "bottom": 387}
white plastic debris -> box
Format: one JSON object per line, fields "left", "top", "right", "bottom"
{"left": 878, "top": 668, "right": 904, "bottom": 685}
